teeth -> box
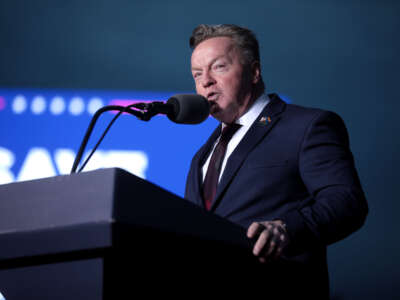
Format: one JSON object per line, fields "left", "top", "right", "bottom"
{"left": 208, "top": 93, "right": 218, "bottom": 100}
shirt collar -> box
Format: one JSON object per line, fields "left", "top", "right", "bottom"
{"left": 223, "top": 93, "right": 270, "bottom": 128}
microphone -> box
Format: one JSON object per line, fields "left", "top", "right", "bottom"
{"left": 70, "top": 94, "right": 209, "bottom": 173}
{"left": 145, "top": 94, "right": 209, "bottom": 124}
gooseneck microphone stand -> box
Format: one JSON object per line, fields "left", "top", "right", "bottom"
{"left": 70, "top": 102, "right": 164, "bottom": 174}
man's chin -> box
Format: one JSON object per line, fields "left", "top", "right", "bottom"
{"left": 209, "top": 104, "right": 220, "bottom": 117}
{"left": 210, "top": 111, "right": 234, "bottom": 124}
{"left": 210, "top": 106, "right": 223, "bottom": 120}
{"left": 209, "top": 104, "right": 236, "bottom": 123}
{"left": 209, "top": 114, "right": 221, "bottom": 123}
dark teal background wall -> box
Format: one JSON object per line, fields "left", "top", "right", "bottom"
{"left": 1, "top": 0, "right": 399, "bottom": 298}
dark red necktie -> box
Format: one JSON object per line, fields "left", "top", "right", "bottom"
{"left": 202, "top": 123, "right": 241, "bottom": 210}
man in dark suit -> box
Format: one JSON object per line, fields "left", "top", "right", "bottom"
{"left": 184, "top": 24, "right": 368, "bottom": 298}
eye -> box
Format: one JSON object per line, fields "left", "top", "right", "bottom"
{"left": 212, "top": 62, "right": 228, "bottom": 72}
{"left": 193, "top": 72, "right": 202, "bottom": 80}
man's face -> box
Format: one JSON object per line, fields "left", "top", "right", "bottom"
{"left": 191, "top": 37, "right": 259, "bottom": 124}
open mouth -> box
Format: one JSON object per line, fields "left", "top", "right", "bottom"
{"left": 207, "top": 92, "right": 219, "bottom": 101}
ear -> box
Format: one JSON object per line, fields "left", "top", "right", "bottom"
{"left": 251, "top": 61, "right": 261, "bottom": 84}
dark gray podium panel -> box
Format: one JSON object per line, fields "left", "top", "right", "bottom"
{"left": 0, "top": 168, "right": 259, "bottom": 299}
{"left": 0, "top": 223, "right": 108, "bottom": 300}
{"left": 0, "top": 168, "right": 252, "bottom": 261}
{"left": 0, "top": 258, "right": 103, "bottom": 300}
{"left": 0, "top": 222, "right": 258, "bottom": 299}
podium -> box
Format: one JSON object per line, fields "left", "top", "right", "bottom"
{"left": 0, "top": 168, "right": 258, "bottom": 299}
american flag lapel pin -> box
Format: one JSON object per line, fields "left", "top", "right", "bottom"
{"left": 258, "top": 116, "right": 271, "bottom": 125}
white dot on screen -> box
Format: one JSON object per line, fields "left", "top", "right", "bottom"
{"left": 69, "top": 97, "right": 84, "bottom": 116}
{"left": 12, "top": 95, "right": 27, "bottom": 114}
{"left": 31, "top": 95, "right": 46, "bottom": 114}
{"left": 87, "top": 97, "right": 104, "bottom": 115}
{"left": 50, "top": 96, "right": 66, "bottom": 115}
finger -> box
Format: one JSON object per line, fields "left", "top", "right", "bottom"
{"left": 261, "top": 226, "right": 285, "bottom": 259}
{"left": 253, "top": 229, "right": 270, "bottom": 256}
{"left": 265, "top": 228, "right": 280, "bottom": 257}
{"left": 271, "top": 232, "right": 288, "bottom": 260}
{"left": 259, "top": 256, "right": 267, "bottom": 264}
{"left": 247, "top": 222, "right": 263, "bottom": 238}
{"left": 265, "top": 240, "right": 277, "bottom": 258}
{"left": 273, "top": 246, "right": 283, "bottom": 260}
{"left": 265, "top": 222, "right": 273, "bottom": 230}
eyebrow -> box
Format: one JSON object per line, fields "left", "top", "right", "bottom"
{"left": 191, "top": 55, "right": 228, "bottom": 71}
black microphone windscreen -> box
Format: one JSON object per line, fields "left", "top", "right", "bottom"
{"left": 166, "top": 94, "right": 209, "bottom": 124}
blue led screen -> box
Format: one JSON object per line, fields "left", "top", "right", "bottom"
{"left": 0, "top": 88, "right": 218, "bottom": 196}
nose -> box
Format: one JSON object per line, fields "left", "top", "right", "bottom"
{"left": 201, "top": 71, "right": 216, "bottom": 88}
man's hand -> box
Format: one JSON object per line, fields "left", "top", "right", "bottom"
{"left": 247, "top": 220, "right": 289, "bottom": 263}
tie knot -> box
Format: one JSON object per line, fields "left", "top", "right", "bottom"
{"left": 220, "top": 123, "right": 241, "bottom": 143}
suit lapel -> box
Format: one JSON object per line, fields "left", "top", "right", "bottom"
{"left": 191, "top": 124, "right": 222, "bottom": 207}
{"left": 211, "top": 94, "right": 286, "bottom": 211}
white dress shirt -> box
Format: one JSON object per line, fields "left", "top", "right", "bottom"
{"left": 202, "top": 93, "right": 270, "bottom": 182}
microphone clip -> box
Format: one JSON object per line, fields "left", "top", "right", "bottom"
{"left": 133, "top": 101, "right": 173, "bottom": 121}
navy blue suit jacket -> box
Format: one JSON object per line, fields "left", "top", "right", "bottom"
{"left": 185, "top": 94, "right": 368, "bottom": 297}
